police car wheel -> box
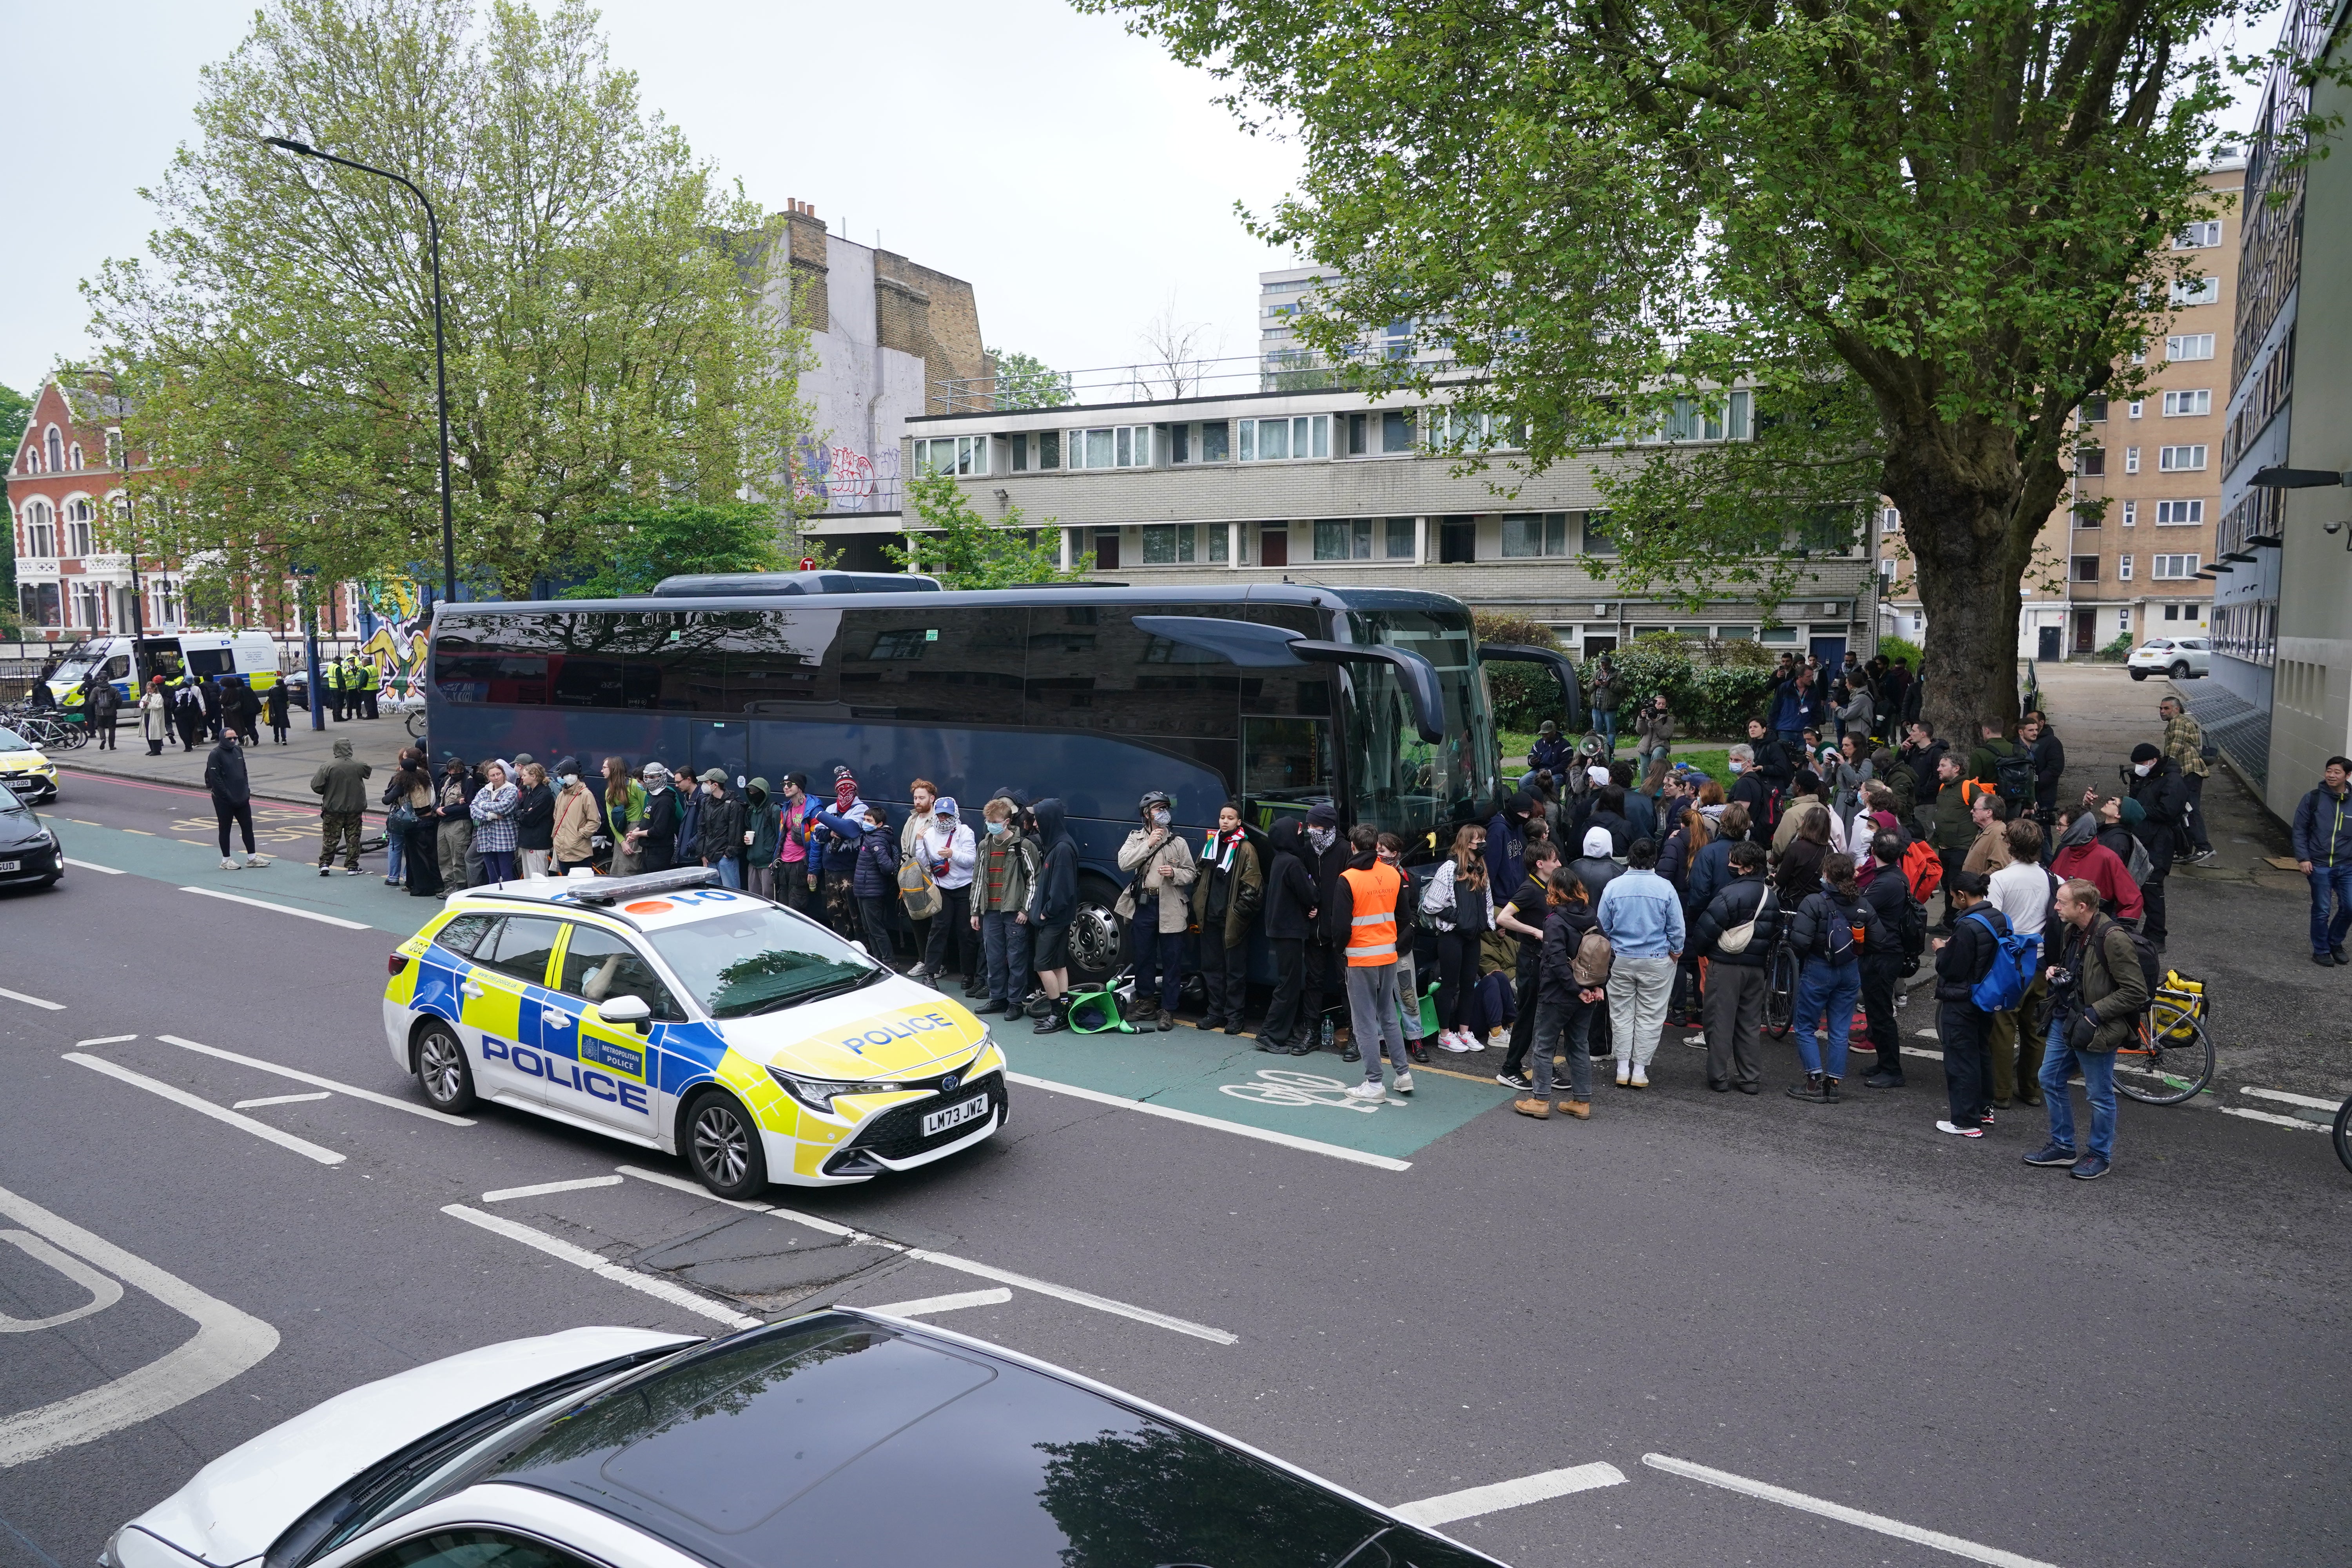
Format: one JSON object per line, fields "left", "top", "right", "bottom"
{"left": 685, "top": 1090, "right": 767, "bottom": 1200}
{"left": 414, "top": 1021, "right": 477, "bottom": 1112}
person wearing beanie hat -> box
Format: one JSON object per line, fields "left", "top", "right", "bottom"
{"left": 1929, "top": 868, "right": 2007, "bottom": 1136}
{"left": 2112, "top": 739, "right": 2187, "bottom": 946}
{"left": 814, "top": 771, "right": 874, "bottom": 936}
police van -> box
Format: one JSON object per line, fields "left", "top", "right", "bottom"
{"left": 382, "top": 868, "right": 1007, "bottom": 1196}
{"left": 49, "top": 629, "right": 285, "bottom": 708}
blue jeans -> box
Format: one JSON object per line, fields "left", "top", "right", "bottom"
{"left": 982, "top": 911, "right": 1032, "bottom": 1006}
{"left": 2039, "top": 1012, "right": 2118, "bottom": 1159}
{"left": 1793, "top": 958, "right": 1860, "bottom": 1078}
{"left": 385, "top": 830, "right": 404, "bottom": 882}
{"left": 715, "top": 854, "right": 742, "bottom": 889}
{"left": 1595, "top": 711, "right": 1617, "bottom": 753}
{"left": 2308, "top": 864, "right": 2352, "bottom": 956}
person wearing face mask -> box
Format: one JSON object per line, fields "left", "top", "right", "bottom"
{"left": 551, "top": 759, "right": 599, "bottom": 875}
{"left": 1256, "top": 818, "right": 1319, "bottom": 1053}
{"left": 773, "top": 774, "right": 822, "bottom": 922}
{"left": 1301, "top": 802, "right": 1352, "bottom": 1055}
{"left": 971, "top": 797, "right": 1042, "bottom": 1017}
{"left": 1117, "top": 791, "right": 1198, "bottom": 1028}
{"left": 632, "top": 762, "right": 682, "bottom": 873}
{"left": 2118, "top": 742, "right": 2186, "bottom": 948}
{"left": 695, "top": 769, "right": 746, "bottom": 889}
{"left": 912, "top": 797, "right": 978, "bottom": 984}
{"left": 813, "top": 767, "right": 869, "bottom": 935}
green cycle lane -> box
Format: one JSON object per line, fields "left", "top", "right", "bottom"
{"left": 45, "top": 813, "right": 1511, "bottom": 1162}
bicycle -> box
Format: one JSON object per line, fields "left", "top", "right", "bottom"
{"left": 2112, "top": 992, "right": 2216, "bottom": 1106}
{"left": 2334, "top": 1094, "right": 2352, "bottom": 1174}
{"left": 1761, "top": 938, "right": 1799, "bottom": 1038}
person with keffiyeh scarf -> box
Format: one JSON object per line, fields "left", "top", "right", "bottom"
{"left": 813, "top": 766, "right": 870, "bottom": 936}
{"left": 1191, "top": 801, "right": 1264, "bottom": 1033}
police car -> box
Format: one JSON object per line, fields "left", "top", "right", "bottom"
{"left": 382, "top": 867, "right": 1007, "bottom": 1196}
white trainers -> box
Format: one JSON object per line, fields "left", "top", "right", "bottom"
{"left": 1438, "top": 1032, "right": 1476, "bottom": 1054}
{"left": 1630, "top": 1063, "right": 1650, "bottom": 1089}
{"left": 220, "top": 857, "right": 238, "bottom": 871}
{"left": 247, "top": 854, "right": 272, "bottom": 868}
{"left": 1391, "top": 1071, "right": 1414, "bottom": 1095}
{"left": 1616, "top": 1060, "right": 1632, "bottom": 1087}
{"left": 1345, "top": 1081, "right": 1386, "bottom": 1102}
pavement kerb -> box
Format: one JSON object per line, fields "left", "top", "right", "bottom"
{"left": 55, "top": 756, "right": 381, "bottom": 818}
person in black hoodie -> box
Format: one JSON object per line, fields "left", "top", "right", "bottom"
{"left": 1857, "top": 830, "right": 1919, "bottom": 1087}
{"left": 1584, "top": 785, "right": 1634, "bottom": 858}
{"left": 1256, "top": 817, "right": 1321, "bottom": 1055}
{"left": 1300, "top": 802, "right": 1352, "bottom": 1057}
{"left": 2122, "top": 743, "right": 2187, "bottom": 947}
{"left": 1782, "top": 851, "right": 1891, "bottom": 1103}
{"left": 1691, "top": 841, "right": 1778, "bottom": 1093}
{"left": 1931, "top": 869, "right": 2008, "bottom": 1138}
{"left": 204, "top": 730, "right": 269, "bottom": 869}
{"left": 1517, "top": 868, "right": 1604, "bottom": 1118}
{"left": 1026, "top": 797, "right": 1080, "bottom": 1033}
{"left": 1494, "top": 835, "right": 1561, "bottom": 1090}
{"left": 694, "top": 769, "right": 746, "bottom": 888}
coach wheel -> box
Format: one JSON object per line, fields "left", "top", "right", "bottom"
{"left": 684, "top": 1088, "right": 768, "bottom": 1200}
{"left": 1066, "top": 873, "right": 1123, "bottom": 985}
{"left": 414, "top": 1019, "right": 477, "bottom": 1112}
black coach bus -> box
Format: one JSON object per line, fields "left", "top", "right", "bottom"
{"left": 425, "top": 576, "right": 1578, "bottom": 978}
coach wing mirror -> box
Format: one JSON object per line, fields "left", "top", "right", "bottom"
{"left": 595, "top": 995, "right": 652, "bottom": 1033}
{"left": 1130, "top": 615, "right": 1309, "bottom": 667}
{"left": 1479, "top": 643, "right": 1585, "bottom": 732}
{"left": 1290, "top": 641, "right": 1448, "bottom": 744}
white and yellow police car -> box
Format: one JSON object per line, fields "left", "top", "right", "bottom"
{"left": 382, "top": 867, "right": 1007, "bottom": 1197}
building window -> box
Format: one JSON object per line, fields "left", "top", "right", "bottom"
{"left": 21, "top": 499, "right": 56, "bottom": 557}
{"left": 105, "top": 428, "right": 125, "bottom": 467}
{"left": 2124, "top": 446, "right": 2140, "bottom": 474}
{"left": 1007, "top": 433, "right": 1027, "bottom": 471}
{"left": 148, "top": 580, "right": 179, "bottom": 626}
{"left": 46, "top": 427, "right": 63, "bottom": 470}
{"left": 2161, "top": 389, "right": 2211, "bottom": 417}
{"left": 68, "top": 443, "right": 84, "bottom": 470}
{"left": 71, "top": 583, "right": 104, "bottom": 629}
{"left": 2120, "top": 500, "right": 2136, "bottom": 527}
{"left": 64, "top": 498, "right": 96, "bottom": 557}
{"left": 2120, "top": 554, "right": 2134, "bottom": 580}
{"left": 1036, "top": 431, "right": 1060, "bottom": 469}
{"left": 1200, "top": 421, "right": 1229, "bottom": 463}
{"left": 2119, "top": 608, "right": 2131, "bottom": 630}
{"left": 2128, "top": 400, "right": 2144, "bottom": 418}
{"left": 2151, "top": 554, "right": 2201, "bottom": 579}
{"left": 1208, "top": 523, "right": 1229, "bottom": 563}
{"left": 1880, "top": 506, "right": 1900, "bottom": 533}
{"left": 2157, "top": 445, "right": 2207, "bottom": 472}
{"left": 2175, "top": 220, "right": 2223, "bottom": 248}
{"left": 1439, "top": 409, "right": 1521, "bottom": 450}
{"left": 2076, "top": 447, "right": 2105, "bottom": 476}
{"left": 1384, "top": 517, "right": 1414, "bottom": 559}
{"left": 2155, "top": 499, "right": 2204, "bottom": 525}
{"left": 1141, "top": 523, "right": 1198, "bottom": 565}
{"left": 1381, "top": 410, "right": 1416, "bottom": 454}
{"left": 2071, "top": 555, "right": 2100, "bottom": 581}
{"left": 914, "top": 435, "right": 991, "bottom": 477}
{"left": 1500, "top": 512, "right": 1570, "bottom": 557}
{"left": 1237, "top": 415, "right": 1328, "bottom": 462}
{"left": 1066, "top": 425, "right": 1152, "bottom": 470}
{"left": 1169, "top": 425, "right": 1189, "bottom": 464}
{"left": 1717, "top": 625, "right": 1756, "bottom": 639}
{"left": 1092, "top": 528, "right": 1121, "bottom": 570}
{"left": 2081, "top": 397, "right": 2107, "bottom": 422}
{"left": 2164, "top": 333, "right": 2216, "bottom": 361}
{"left": 1313, "top": 518, "right": 1376, "bottom": 561}
{"left": 1583, "top": 512, "right": 1616, "bottom": 556}
{"left": 2168, "top": 278, "right": 2221, "bottom": 307}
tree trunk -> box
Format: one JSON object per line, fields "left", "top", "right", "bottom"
{"left": 1883, "top": 425, "right": 2056, "bottom": 745}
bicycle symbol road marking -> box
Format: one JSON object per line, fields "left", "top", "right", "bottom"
{"left": 1218, "top": 1069, "right": 1386, "bottom": 1113}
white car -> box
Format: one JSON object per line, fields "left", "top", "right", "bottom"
{"left": 2125, "top": 636, "right": 2210, "bottom": 680}
{"left": 103, "top": 1313, "right": 1504, "bottom": 1568}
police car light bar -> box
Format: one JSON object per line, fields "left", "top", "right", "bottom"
{"left": 565, "top": 867, "right": 722, "bottom": 906}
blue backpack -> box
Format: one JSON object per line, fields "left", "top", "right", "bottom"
{"left": 1964, "top": 908, "right": 2038, "bottom": 1012}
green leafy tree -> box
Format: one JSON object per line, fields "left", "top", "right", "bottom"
{"left": 0, "top": 381, "right": 29, "bottom": 636}
{"left": 87, "top": 0, "right": 811, "bottom": 603}
{"left": 888, "top": 470, "right": 1089, "bottom": 589}
{"left": 561, "top": 501, "right": 787, "bottom": 598}
{"left": 988, "top": 348, "right": 1074, "bottom": 410}
{"left": 1092, "top": 0, "right": 2247, "bottom": 737}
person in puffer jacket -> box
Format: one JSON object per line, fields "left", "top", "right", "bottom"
{"left": 1782, "top": 852, "right": 1890, "bottom": 1104}
{"left": 851, "top": 802, "right": 899, "bottom": 964}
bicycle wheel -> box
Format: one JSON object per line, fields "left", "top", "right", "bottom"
{"left": 2114, "top": 1002, "right": 2214, "bottom": 1106}
{"left": 405, "top": 708, "right": 426, "bottom": 741}
{"left": 1762, "top": 946, "right": 1797, "bottom": 1038}
{"left": 2334, "top": 1095, "right": 2352, "bottom": 1175}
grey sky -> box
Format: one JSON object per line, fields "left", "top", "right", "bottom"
{"left": 1, "top": 1, "right": 2284, "bottom": 399}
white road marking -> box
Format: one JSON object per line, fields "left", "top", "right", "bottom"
{"left": 440, "top": 1205, "right": 759, "bottom": 1329}
{"left": 1391, "top": 1463, "right": 1629, "bottom": 1526}
{"left": 0, "top": 1182, "right": 278, "bottom": 1468}
{"left": 861, "top": 1287, "right": 1014, "bottom": 1317}
{"left": 0, "top": 1230, "right": 125, "bottom": 1332}
{"left": 1006, "top": 1071, "right": 1413, "bottom": 1171}
{"left": 64, "top": 858, "right": 124, "bottom": 875}
{"left": 63, "top": 1054, "right": 346, "bottom": 1166}
{"left": 156, "top": 1034, "right": 473, "bottom": 1127}
{"left": 2240, "top": 1085, "right": 2339, "bottom": 1112}
{"left": 231, "top": 1091, "right": 334, "bottom": 1110}
{"left": 0, "top": 987, "right": 64, "bottom": 1011}
{"left": 610, "top": 1163, "right": 1236, "bottom": 1342}
{"left": 76, "top": 1035, "right": 139, "bottom": 1047}
{"left": 2216, "top": 1105, "right": 2325, "bottom": 1132}
{"left": 177, "top": 885, "right": 372, "bottom": 930}
{"left": 483, "top": 1175, "right": 626, "bottom": 1203}
{"left": 1642, "top": 1454, "right": 2057, "bottom": 1568}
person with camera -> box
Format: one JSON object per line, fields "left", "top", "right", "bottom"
{"left": 2026, "top": 878, "right": 2151, "bottom": 1179}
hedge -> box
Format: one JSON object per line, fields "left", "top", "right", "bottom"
{"left": 1474, "top": 616, "right": 1790, "bottom": 738}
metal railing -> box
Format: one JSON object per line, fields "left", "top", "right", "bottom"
{"left": 934, "top": 348, "right": 1452, "bottom": 415}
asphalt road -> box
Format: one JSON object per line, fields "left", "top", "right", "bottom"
{"left": 1, "top": 769, "right": 2345, "bottom": 1568}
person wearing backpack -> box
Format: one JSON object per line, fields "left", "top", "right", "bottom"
{"left": 1782, "top": 851, "right": 1888, "bottom": 1102}
{"left": 2027, "top": 878, "right": 2153, "bottom": 1179}
{"left": 1930, "top": 870, "right": 2009, "bottom": 1138}
{"left": 1691, "top": 840, "right": 1778, "bottom": 1094}
{"left": 2050, "top": 806, "right": 2145, "bottom": 922}
{"left": 1985, "top": 817, "right": 2056, "bottom": 1109}
{"left": 1857, "top": 831, "right": 1919, "bottom": 1087}
{"left": 1119, "top": 791, "right": 1200, "bottom": 1028}
{"left": 1517, "top": 868, "right": 1606, "bottom": 1120}
{"left": 1967, "top": 720, "right": 2036, "bottom": 816}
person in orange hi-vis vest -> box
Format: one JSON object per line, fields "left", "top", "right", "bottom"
{"left": 1328, "top": 824, "right": 1415, "bottom": 1102}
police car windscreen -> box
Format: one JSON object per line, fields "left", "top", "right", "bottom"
{"left": 646, "top": 907, "right": 882, "bottom": 1019}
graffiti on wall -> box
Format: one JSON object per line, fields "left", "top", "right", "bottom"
{"left": 355, "top": 577, "right": 431, "bottom": 701}
{"left": 795, "top": 437, "right": 900, "bottom": 514}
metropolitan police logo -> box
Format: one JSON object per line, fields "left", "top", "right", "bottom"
{"left": 940, "top": 1073, "right": 960, "bottom": 1094}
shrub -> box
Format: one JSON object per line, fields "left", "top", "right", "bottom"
{"left": 1878, "top": 633, "right": 1924, "bottom": 670}
{"left": 1472, "top": 613, "right": 1572, "bottom": 731}
{"left": 2094, "top": 631, "right": 2134, "bottom": 662}
{"left": 1574, "top": 644, "right": 1775, "bottom": 737}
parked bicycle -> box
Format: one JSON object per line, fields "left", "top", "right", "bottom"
{"left": 2112, "top": 990, "right": 2216, "bottom": 1106}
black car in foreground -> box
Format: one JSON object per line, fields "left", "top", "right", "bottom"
{"left": 110, "top": 1310, "right": 1503, "bottom": 1568}
{"left": 0, "top": 782, "right": 61, "bottom": 891}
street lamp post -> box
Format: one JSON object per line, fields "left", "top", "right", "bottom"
{"left": 262, "top": 137, "right": 458, "bottom": 608}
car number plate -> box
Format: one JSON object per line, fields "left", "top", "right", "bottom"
{"left": 0, "top": 860, "right": 18, "bottom": 873}
{"left": 922, "top": 1092, "right": 989, "bottom": 1138}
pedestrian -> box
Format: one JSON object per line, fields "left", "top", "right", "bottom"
{"left": 2121, "top": 743, "right": 2186, "bottom": 947}
{"left": 1255, "top": 817, "right": 1321, "bottom": 1053}
{"left": 1516, "top": 867, "right": 1605, "bottom": 1118}
{"left": 1691, "top": 840, "right": 1777, "bottom": 1093}
{"left": 392, "top": 755, "right": 440, "bottom": 896}
{"left": 139, "top": 676, "right": 171, "bottom": 756}
{"left": 324, "top": 657, "right": 344, "bottom": 722}
{"left": 205, "top": 729, "right": 270, "bottom": 871}
{"left": 357, "top": 655, "right": 381, "bottom": 720}
{"left": 1530, "top": 719, "right": 1573, "bottom": 778}
{"left": 909, "top": 796, "right": 978, "bottom": 984}
{"left": 1922, "top": 753, "right": 1975, "bottom": 922}
{"left": 1333, "top": 825, "right": 1415, "bottom": 1102}
{"left": 896, "top": 779, "right": 944, "bottom": 955}
{"left": 693, "top": 769, "right": 744, "bottom": 889}
{"left": 1633, "top": 691, "right": 1675, "bottom": 780}
{"left": 1961, "top": 793, "right": 2012, "bottom": 878}
{"left": 853, "top": 801, "right": 900, "bottom": 964}
{"left": 232, "top": 677, "right": 260, "bottom": 746}
{"left": 2156, "top": 695, "right": 2216, "bottom": 862}
{"left": 971, "top": 796, "right": 1041, "bottom": 1018}
{"left": 1588, "top": 655, "right": 1621, "bottom": 755}
{"left": 1784, "top": 851, "right": 1888, "bottom": 1103}
{"left": 1191, "top": 801, "right": 1263, "bottom": 1034}
{"left": 1856, "top": 830, "right": 1918, "bottom": 1087}
{"left": 1584, "top": 782, "right": 1634, "bottom": 858}
{"left": 2050, "top": 806, "right": 2145, "bottom": 922}
{"left": 1728, "top": 740, "right": 1778, "bottom": 845}
{"left": 1495, "top": 835, "right": 1562, "bottom": 1089}
{"left": 1595, "top": 836, "right": 1685, "bottom": 1089}
{"left": 2026, "top": 878, "right": 2150, "bottom": 1180}
{"left": 426, "top": 758, "right": 470, "bottom": 887}
{"left": 602, "top": 757, "right": 646, "bottom": 875}
{"left": 814, "top": 768, "right": 866, "bottom": 935}
{"left": 2020, "top": 711, "right": 2065, "bottom": 825}
{"left": 1964, "top": 718, "right": 2025, "bottom": 803}
{"left": 1301, "top": 802, "right": 1351, "bottom": 1056}
{"left": 551, "top": 758, "right": 599, "bottom": 875}
{"left": 1486, "top": 790, "right": 1536, "bottom": 897}
{"left": 85, "top": 669, "right": 119, "bottom": 750}
{"left": 1118, "top": 791, "right": 1198, "bottom": 1029}
{"left": 1835, "top": 678, "right": 1874, "bottom": 748}
{"left": 1027, "top": 798, "right": 1081, "bottom": 1032}
{"left": 310, "top": 736, "right": 372, "bottom": 876}
{"left": 773, "top": 773, "right": 823, "bottom": 923}
{"left": 512, "top": 761, "right": 555, "bottom": 879}
{"left": 1421, "top": 823, "right": 1495, "bottom": 1053}
{"left": 469, "top": 760, "right": 520, "bottom": 884}
{"left": 1929, "top": 869, "right": 2007, "bottom": 1138}
{"left": 632, "top": 762, "right": 682, "bottom": 873}
{"left": 1985, "top": 816, "right": 2053, "bottom": 1109}
{"left": 1775, "top": 798, "right": 1833, "bottom": 905}
{"left": 2292, "top": 757, "right": 2352, "bottom": 964}
{"left": 264, "top": 679, "right": 290, "bottom": 745}
{"left": 1657, "top": 806, "right": 1711, "bottom": 1029}
{"left": 1769, "top": 665, "right": 1810, "bottom": 757}
{"left": 743, "top": 778, "right": 779, "bottom": 900}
